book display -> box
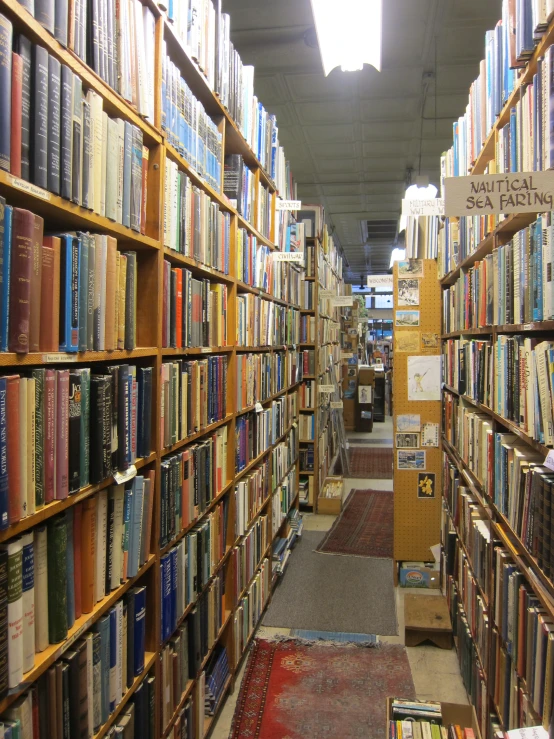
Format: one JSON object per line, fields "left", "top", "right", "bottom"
{"left": 297, "top": 207, "right": 345, "bottom": 509}
{"left": 0, "top": 0, "right": 310, "bottom": 734}
{"left": 439, "top": 7, "right": 554, "bottom": 737}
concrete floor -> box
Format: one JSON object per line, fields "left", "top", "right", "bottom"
{"left": 210, "top": 417, "right": 468, "bottom": 738}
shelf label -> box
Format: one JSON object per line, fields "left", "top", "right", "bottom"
{"left": 444, "top": 171, "right": 554, "bottom": 216}
{"left": 331, "top": 296, "right": 354, "bottom": 307}
{"left": 523, "top": 323, "right": 533, "bottom": 331}
{"left": 276, "top": 199, "right": 302, "bottom": 211}
{"left": 255, "top": 402, "right": 264, "bottom": 413}
{"left": 9, "top": 175, "right": 51, "bottom": 201}
{"left": 43, "top": 353, "right": 78, "bottom": 363}
{"left": 114, "top": 464, "right": 137, "bottom": 485}
{"left": 331, "top": 322, "right": 340, "bottom": 329}
{"left": 341, "top": 352, "right": 354, "bottom": 360}
{"left": 273, "top": 252, "right": 304, "bottom": 265}
{"left": 320, "top": 290, "right": 334, "bottom": 298}
{"left": 330, "top": 401, "right": 343, "bottom": 409}
{"left": 401, "top": 198, "right": 445, "bottom": 217}
{"left": 366, "top": 275, "right": 393, "bottom": 288}
{"left": 318, "top": 385, "right": 335, "bottom": 393}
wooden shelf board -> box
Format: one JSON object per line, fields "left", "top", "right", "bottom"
{"left": 0, "top": 555, "right": 155, "bottom": 714}
{"left": 0, "top": 347, "right": 158, "bottom": 367}
{"left": 161, "top": 346, "right": 233, "bottom": 357}
{"left": 0, "top": 452, "right": 157, "bottom": 544}
{"left": 161, "top": 414, "right": 233, "bottom": 456}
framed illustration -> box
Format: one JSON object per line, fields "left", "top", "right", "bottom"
{"left": 398, "top": 260, "right": 424, "bottom": 278}
{"left": 397, "top": 450, "right": 426, "bottom": 470}
{"left": 398, "top": 279, "right": 420, "bottom": 306}
{"left": 407, "top": 355, "right": 441, "bottom": 400}
{"left": 396, "top": 433, "right": 420, "bottom": 448}
{"left": 396, "top": 414, "right": 421, "bottom": 433}
{"left": 396, "top": 310, "right": 420, "bottom": 327}
{"left": 418, "top": 472, "right": 436, "bottom": 498}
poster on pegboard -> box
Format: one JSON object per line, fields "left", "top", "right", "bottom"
{"left": 393, "top": 259, "right": 442, "bottom": 563}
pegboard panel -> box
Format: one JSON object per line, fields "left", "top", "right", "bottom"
{"left": 393, "top": 259, "right": 442, "bottom": 562}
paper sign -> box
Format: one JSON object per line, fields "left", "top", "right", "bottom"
{"left": 318, "top": 385, "right": 335, "bottom": 393}
{"left": 43, "top": 353, "right": 78, "bottom": 363}
{"left": 273, "top": 252, "right": 304, "bottom": 264}
{"left": 366, "top": 275, "right": 393, "bottom": 288}
{"left": 402, "top": 198, "right": 445, "bottom": 217}
{"left": 545, "top": 450, "right": 554, "bottom": 471}
{"left": 255, "top": 402, "right": 263, "bottom": 413}
{"left": 320, "top": 290, "right": 334, "bottom": 298}
{"left": 444, "top": 171, "right": 554, "bottom": 216}
{"left": 114, "top": 464, "right": 137, "bottom": 485}
{"left": 330, "top": 401, "right": 343, "bottom": 409}
{"left": 276, "top": 199, "right": 302, "bottom": 211}
{"left": 9, "top": 175, "right": 51, "bottom": 201}
{"left": 348, "top": 328, "right": 358, "bottom": 336}
{"left": 341, "top": 352, "right": 354, "bottom": 359}
{"left": 331, "top": 296, "right": 353, "bottom": 307}
{"left": 331, "top": 322, "right": 340, "bottom": 329}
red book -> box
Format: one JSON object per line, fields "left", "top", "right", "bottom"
{"left": 10, "top": 53, "right": 22, "bottom": 178}
{"left": 5, "top": 374, "right": 21, "bottom": 523}
{"left": 162, "top": 261, "right": 169, "bottom": 347}
{"left": 175, "top": 268, "right": 183, "bottom": 348}
{"left": 73, "top": 502, "right": 82, "bottom": 619}
{"left": 44, "top": 369, "right": 56, "bottom": 503}
{"left": 42, "top": 236, "right": 61, "bottom": 351}
{"left": 8, "top": 208, "right": 34, "bottom": 353}
{"left": 55, "top": 369, "right": 69, "bottom": 500}
{"left": 80, "top": 498, "right": 95, "bottom": 614}
{"left": 29, "top": 214, "right": 44, "bottom": 352}
{"left": 39, "top": 246, "right": 55, "bottom": 351}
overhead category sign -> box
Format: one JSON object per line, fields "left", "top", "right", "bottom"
{"left": 276, "top": 200, "right": 302, "bottom": 211}
{"left": 367, "top": 275, "right": 393, "bottom": 289}
{"left": 401, "top": 199, "right": 444, "bottom": 217}
{"left": 444, "top": 171, "right": 554, "bottom": 216}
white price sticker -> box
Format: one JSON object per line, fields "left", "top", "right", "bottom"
{"left": 255, "top": 402, "right": 264, "bottom": 413}
{"left": 114, "top": 465, "right": 137, "bottom": 485}
{"left": 545, "top": 450, "right": 554, "bottom": 471}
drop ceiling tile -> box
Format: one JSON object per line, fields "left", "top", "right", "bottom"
{"left": 307, "top": 140, "right": 356, "bottom": 159}
{"left": 315, "top": 158, "right": 361, "bottom": 174}
{"left": 363, "top": 156, "right": 410, "bottom": 171}
{"left": 362, "top": 140, "right": 411, "bottom": 157}
{"left": 362, "top": 121, "right": 415, "bottom": 140}
{"left": 303, "top": 123, "right": 355, "bottom": 142}
{"left": 284, "top": 73, "right": 356, "bottom": 101}
{"left": 360, "top": 97, "right": 419, "bottom": 121}
{"left": 295, "top": 100, "right": 354, "bottom": 125}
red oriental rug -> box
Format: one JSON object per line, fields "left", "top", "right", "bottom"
{"left": 229, "top": 638, "right": 415, "bottom": 739}
{"left": 316, "top": 489, "right": 393, "bottom": 558}
{"left": 345, "top": 447, "right": 393, "bottom": 479}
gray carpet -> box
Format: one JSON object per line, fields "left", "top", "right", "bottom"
{"left": 264, "top": 530, "right": 398, "bottom": 635}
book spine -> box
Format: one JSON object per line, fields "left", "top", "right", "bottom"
{"left": 60, "top": 64, "right": 73, "bottom": 201}
{"left": 81, "top": 99, "right": 91, "bottom": 208}
{"left": 33, "top": 525, "right": 48, "bottom": 652}
{"left": 31, "top": 45, "right": 49, "bottom": 189}
{"left": 39, "top": 245, "right": 55, "bottom": 351}
{"left": 21, "top": 531, "right": 34, "bottom": 673}
{"left": 0, "top": 548, "right": 8, "bottom": 700}
{"left": 47, "top": 515, "right": 67, "bottom": 643}
{"left": 68, "top": 371, "right": 81, "bottom": 493}
{"left": 54, "top": 0, "right": 69, "bottom": 46}
{"left": 44, "top": 369, "right": 56, "bottom": 503}
{"left": 32, "top": 369, "right": 45, "bottom": 509}
{"left": 130, "top": 126, "right": 143, "bottom": 232}
{"left": 29, "top": 215, "right": 44, "bottom": 353}
{"left": 79, "top": 368, "right": 90, "bottom": 487}
{"left": 17, "top": 36, "right": 32, "bottom": 181}
{"left": 4, "top": 539, "right": 23, "bottom": 688}
{"left": 56, "top": 369, "right": 69, "bottom": 499}
{"left": 0, "top": 379, "right": 8, "bottom": 530}
{"left": 0, "top": 16, "right": 12, "bottom": 173}
{"left": 47, "top": 54, "right": 61, "bottom": 194}
{"left": 133, "top": 586, "right": 145, "bottom": 676}
{"left": 10, "top": 52, "right": 22, "bottom": 178}
{"left": 8, "top": 208, "right": 34, "bottom": 353}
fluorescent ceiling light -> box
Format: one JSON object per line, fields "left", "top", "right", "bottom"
{"left": 389, "top": 248, "right": 405, "bottom": 268}
{"left": 310, "top": 0, "right": 382, "bottom": 76}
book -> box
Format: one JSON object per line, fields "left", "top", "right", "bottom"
{"left": 0, "top": 538, "right": 23, "bottom": 688}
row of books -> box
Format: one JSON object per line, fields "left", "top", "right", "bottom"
{"left": 235, "top": 397, "right": 291, "bottom": 473}
{"left": 236, "top": 295, "right": 300, "bottom": 347}
{"left": 223, "top": 154, "right": 256, "bottom": 227}
{"left": 272, "top": 465, "right": 298, "bottom": 536}
{"left": 404, "top": 215, "right": 440, "bottom": 260}
{"left": 275, "top": 214, "right": 303, "bottom": 255}
{"left": 236, "top": 230, "right": 302, "bottom": 306}
{"left": 159, "top": 427, "right": 228, "bottom": 548}
{"left": 299, "top": 413, "right": 315, "bottom": 441}
{"left": 108, "top": 670, "right": 156, "bottom": 738}
{"left": 0, "top": 25, "right": 149, "bottom": 229}
{"left": 204, "top": 644, "right": 230, "bottom": 716}
{"left": 443, "top": 396, "right": 494, "bottom": 494}
{"left": 163, "top": 161, "right": 231, "bottom": 273}
{"left": 299, "top": 380, "right": 316, "bottom": 409}
{"left": 491, "top": 546, "right": 554, "bottom": 727}
{"left": 0, "top": 204, "right": 140, "bottom": 354}
{"left": 389, "top": 699, "right": 479, "bottom": 739}
{"left": 442, "top": 338, "right": 493, "bottom": 406}
{"left": 438, "top": 215, "right": 495, "bottom": 279}
{"left": 233, "top": 558, "right": 271, "bottom": 660}
{"left": 235, "top": 459, "right": 269, "bottom": 537}
{"left": 160, "top": 357, "right": 227, "bottom": 449}
{"left": 161, "top": 44, "right": 223, "bottom": 192}
{"left": 0, "top": 365, "right": 152, "bottom": 529}
{"left": 160, "top": 623, "right": 192, "bottom": 732}
{"left": 271, "top": 430, "right": 298, "bottom": 493}
{"left": 300, "top": 316, "right": 316, "bottom": 344}
{"left": 0, "top": 584, "right": 147, "bottom": 736}
{"left": 162, "top": 265, "right": 227, "bottom": 350}
{"left": 300, "top": 280, "right": 315, "bottom": 311}
{"left": 236, "top": 352, "right": 296, "bottom": 411}
{"left": 257, "top": 183, "right": 272, "bottom": 240}
{"left": 229, "top": 516, "right": 269, "bottom": 607}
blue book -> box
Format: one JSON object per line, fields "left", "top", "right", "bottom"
{"left": 0, "top": 204, "right": 12, "bottom": 352}
{"left": 122, "top": 122, "right": 132, "bottom": 228}
{"left": 65, "top": 508, "right": 75, "bottom": 628}
{"left": 78, "top": 234, "right": 88, "bottom": 351}
{"left": 170, "top": 546, "right": 177, "bottom": 634}
{"left": 59, "top": 234, "right": 80, "bottom": 352}
{"left": 0, "top": 378, "right": 8, "bottom": 529}
{"left": 128, "top": 476, "right": 144, "bottom": 578}
{"left": 95, "top": 613, "right": 111, "bottom": 724}
{"left": 132, "top": 585, "right": 146, "bottom": 676}
{"left": 109, "top": 607, "right": 117, "bottom": 712}
{"left": 161, "top": 553, "right": 171, "bottom": 641}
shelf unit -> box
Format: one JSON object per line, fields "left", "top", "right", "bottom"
{"left": 438, "top": 11, "right": 554, "bottom": 737}
{"left": 298, "top": 226, "right": 345, "bottom": 510}
{"left": 0, "top": 0, "right": 306, "bottom": 735}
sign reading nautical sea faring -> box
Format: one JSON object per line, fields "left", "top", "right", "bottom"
{"left": 444, "top": 171, "right": 554, "bottom": 217}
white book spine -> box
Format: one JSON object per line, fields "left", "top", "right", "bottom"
{"left": 111, "top": 485, "right": 125, "bottom": 590}
{"left": 33, "top": 526, "right": 48, "bottom": 652}
{"left": 3, "top": 539, "right": 23, "bottom": 688}
{"left": 100, "top": 112, "right": 109, "bottom": 217}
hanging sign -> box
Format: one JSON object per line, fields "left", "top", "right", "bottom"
{"left": 318, "top": 385, "right": 335, "bottom": 393}
{"left": 330, "top": 401, "right": 344, "bottom": 409}
{"left": 331, "top": 296, "right": 353, "bottom": 307}
{"left": 273, "top": 252, "right": 304, "bottom": 263}
{"left": 276, "top": 200, "right": 302, "bottom": 211}
{"left": 320, "top": 290, "right": 335, "bottom": 298}
{"left": 444, "top": 171, "right": 554, "bottom": 216}
{"left": 401, "top": 199, "right": 444, "bottom": 217}
{"left": 366, "top": 275, "right": 393, "bottom": 288}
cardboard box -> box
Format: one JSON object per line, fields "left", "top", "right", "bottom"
{"left": 318, "top": 477, "right": 344, "bottom": 515}
{"left": 386, "top": 699, "right": 481, "bottom": 739}
{"left": 343, "top": 398, "right": 356, "bottom": 428}
{"left": 399, "top": 563, "right": 440, "bottom": 589}
{"left": 358, "top": 366, "right": 375, "bottom": 385}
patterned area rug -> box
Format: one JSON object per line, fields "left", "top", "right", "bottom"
{"left": 229, "top": 638, "right": 415, "bottom": 739}
{"left": 316, "top": 489, "right": 393, "bottom": 558}
{"left": 337, "top": 446, "right": 393, "bottom": 478}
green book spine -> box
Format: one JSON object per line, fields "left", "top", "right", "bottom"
{"left": 32, "top": 369, "right": 45, "bottom": 508}
{"left": 47, "top": 515, "right": 68, "bottom": 644}
{"left": 79, "top": 368, "right": 90, "bottom": 488}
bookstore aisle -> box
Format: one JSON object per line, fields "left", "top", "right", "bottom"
{"left": 210, "top": 418, "right": 470, "bottom": 738}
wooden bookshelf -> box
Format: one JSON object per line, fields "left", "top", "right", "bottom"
{"left": 439, "top": 12, "right": 554, "bottom": 733}
{"left": 0, "top": 0, "right": 310, "bottom": 733}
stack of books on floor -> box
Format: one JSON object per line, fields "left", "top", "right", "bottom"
{"left": 389, "top": 699, "right": 476, "bottom": 739}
